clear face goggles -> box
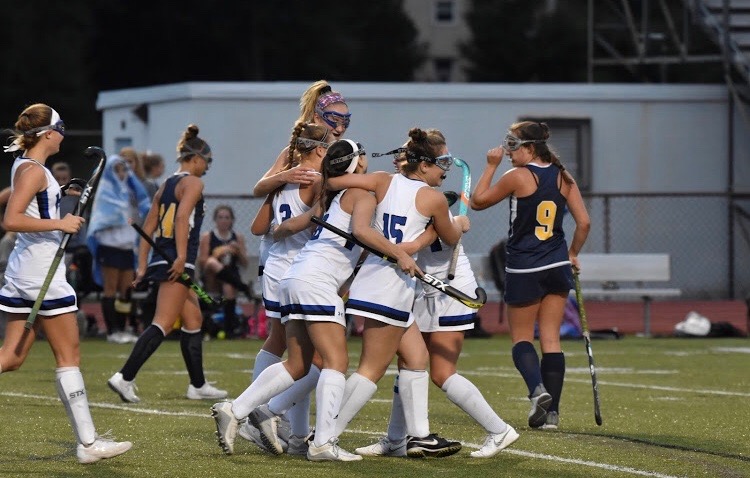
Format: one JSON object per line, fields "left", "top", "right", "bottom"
{"left": 296, "top": 137, "right": 330, "bottom": 150}
{"left": 26, "top": 120, "right": 66, "bottom": 137}
{"left": 503, "top": 133, "right": 545, "bottom": 151}
{"left": 372, "top": 147, "right": 452, "bottom": 171}
{"left": 315, "top": 108, "right": 351, "bottom": 129}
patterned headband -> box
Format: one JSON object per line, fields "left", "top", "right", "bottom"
{"left": 317, "top": 92, "right": 346, "bottom": 110}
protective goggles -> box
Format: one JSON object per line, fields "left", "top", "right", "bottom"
{"left": 329, "top": 147, "right": 366, "bottom": 167}
{"left": 405, "top": 151, "right": 453, "bottom": 171}
{"left": 315, "top": 108, "right": 351, "bottom": 129}
{"left": 296, "top": 137, "right": 330, "bottom": 150}
{"left": 25, "top": 120, "right": 65, "bottom": 137}
{"left": 503, "top": 133, "right": 545, "bottom": 151}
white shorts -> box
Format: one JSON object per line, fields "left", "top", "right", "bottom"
{"left": 0, "top": 274, "right": 77, "bottom": 316}
{"left": 262, "top": 272, "right": 282, "bottom": 319}
{"left": 278, "top": 277, "right": 346, "bottom": 327}
{"left": 413, "top": 263, "right": 478, "bottom": 333}
{"left": 345, "top": 260, "right": 416, "bottom": 328}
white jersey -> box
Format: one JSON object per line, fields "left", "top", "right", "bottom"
{"left": 5, "top": 158, "right": 65, "bottom": 281}
{"left": 264, "top": 184, "right": 312, "bottom": 281}
{"left": 278, "top": 190, "right": 362, "bottom": 326}
{"left": 262, "top": 183, "right": 312, "bottom": 318}
{"left": 416, "top": 210, "right": 464, "bottom": 276}
{"left": 346, "top": 174, "right": 431, "bottom": 327}
{"left": 0, "top": 157, "right": 77, "bottom": 316}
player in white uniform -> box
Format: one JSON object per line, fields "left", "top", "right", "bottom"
{"left": 212, "top": 121, "right": 329, "bottom": 455}
{"left": 213, "top": 140, "right": 418, "bottom": 461}
{"left": 356, "top": 154, "right": 519, "bottom": 459}
{"left": 0, "top": 103, "right": 131, "bottom": 464}
{"left": 325, "top": 127, "right": 470, "bottom": 456}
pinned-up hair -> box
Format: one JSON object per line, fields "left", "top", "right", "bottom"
{"left": 176, "top": 124, "right": 212, "bottom": 163}
{"left": 511, "top": 121, "right": 573, "bottom": 185}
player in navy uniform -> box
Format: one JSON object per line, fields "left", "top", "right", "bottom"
{"left": 198, "top": 205, "right": 250, "bottom": 338}
{"left": 470, "top": 121, "right": 590, "bottom": 429}
{"left": 108, "top": 124, "right": 227, "bottom": 403}
{"left": 0, "top": 103, "right": 131, "bottom": 464}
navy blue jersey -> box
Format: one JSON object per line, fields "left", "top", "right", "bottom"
{"left": 151, "top": 173, "right": 205, "bottom": 268}
{"left": 505, "top": 164, "right": 569, "bottom": 272}
{"left": 209, "top": 230, "right": 239, "bottom": 270}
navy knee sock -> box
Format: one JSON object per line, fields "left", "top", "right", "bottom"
{"left": 120, "top": 325, "right": 165, "bottom": 381}
{"left": 541, "top": 352, "right": 565, "bottom": 413}
{"left": 180, "top": 329, "right": 206, "bottom": 388}
{"left": 512, "top": 341, "right": 543, "bottom": 396}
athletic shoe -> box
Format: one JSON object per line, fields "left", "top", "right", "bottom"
{"left": 470, "top": 426, "right": 520, "bottom": 458}
{"left": 354, "top": 436, "right": 407, "bottom": 457}
{"left": 406, "top": 433, "right": 462, "bottom": 458}
{"left": 77, "top": 435, "right": 132, "bottom": 464}
{"left": 211, "top": 401, "right": 239, "bottom": 455}
{"left": 307, "top": 438, "right": 362, "bottom": 462}
{"left": 528, "top": 384, "right": 552, "bottom": 428}
{"left": 248, "top": 404, "right": 283, "bottom": 455}
{"left": 107, "top": 372, "right": 140, "bottom": 403}
{"left": 239, "top": 419, "right": 289, "bottom": 453}
{"left": 287, "top": 434, "right": 311, "bottom": 455}
{"left": 187, "top": 382, "right": 228, "bottom": 400}
{"left": 541, "top": 411, "right": 559, "bottom": 430}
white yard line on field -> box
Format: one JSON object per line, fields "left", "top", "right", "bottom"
{"left": 1, "top": 390, "right": 685, "bottom": 478}
{"left": 463, "top": 370, "right": 750, "bottom": 397}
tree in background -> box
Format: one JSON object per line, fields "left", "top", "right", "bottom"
{"left": 89, "top": 0, "right": 423, "bottom": 89}
{"left": 460, "top": 0, "right": 589, "bottom": 82}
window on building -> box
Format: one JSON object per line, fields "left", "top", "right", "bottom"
{"left": 519, "top": 117, "right": 592, "bottom": 191}
{"left": 434, "top": 58, "right": 453, "bottom": 82}
{"left": 435, "top": 1, "right": 455, "bottom": 24}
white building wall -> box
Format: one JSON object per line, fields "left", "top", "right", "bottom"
{"left": 96, "top": 82, "right": 743, "bottom": 196}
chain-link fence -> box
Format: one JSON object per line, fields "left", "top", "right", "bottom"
{"left": 205, "top": 192, "right": 749, "bottom": 301}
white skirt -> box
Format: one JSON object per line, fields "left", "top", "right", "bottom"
{"left": 278, "top": 276, "right": 346, "bottom": 327}
{"left": 0, "top": 274, "right": 77, "bottom": 316}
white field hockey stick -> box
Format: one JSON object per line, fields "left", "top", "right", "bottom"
{"left": 131, "top": 223, "right": 221, "bottom": 307}
{"left": 25, "top": 146, "right": 106, "bottom": 330}
{"left": 311, "top": 215, "right": 487, "bottom": 309}
{"left": 447, "top": 158, "right": 470, "bottom": 280}
{"left": 574, "top": 270, "right": 603, "bottom": 426}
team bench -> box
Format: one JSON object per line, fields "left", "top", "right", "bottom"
{"left": 466, "top": 252, "right": 681, "bottom": 337}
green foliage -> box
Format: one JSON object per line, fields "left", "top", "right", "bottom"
{"left": 461, "top": 0, "right": 589, "bottom": 82}
{"left": 0, "top": 335, "right": 748, "bottom": 477}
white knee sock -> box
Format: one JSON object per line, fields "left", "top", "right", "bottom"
{"left": 232, "top": 362, "right": 294, "bottom": 419}
{"left": 442, "top": 373, "right": 508, "bottom": 434}
{"left": 399, "top": 369, "right": 430, "bottom": 438}
{"left": 268, "top": 364, "right": 320, "bottom": 436}
{"left": 252, "top": 349, "right": 282, "bottom": 383}
{"left": 333, "top": 372, "right": 378, "bottom": 437}
{"left": 55, "top": 367, "right": 96, "bottom": 445}
{"left": 386, "top": 374, "right": 407, "bottom": 442}
{"left": 312, "top": 369, "right": 345, "bottom": 446}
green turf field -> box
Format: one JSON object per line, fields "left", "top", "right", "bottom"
{"left": 1, "top": 335, "right": 748, "bottom": 477}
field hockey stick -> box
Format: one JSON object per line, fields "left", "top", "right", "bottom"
{"left": 311, "top": 215, "right": 487, "bottom": 309}
{"left": 447, "top": 158, "right": 471, "bottom": 280}
{"left": 24, "top": 146, "right": 107, "bottom": 330}
{"left": 574, "top": 270, "right": 603, "bottom": 426}
{"left": 131, "top": 223, "right": 220, "bottom": 307}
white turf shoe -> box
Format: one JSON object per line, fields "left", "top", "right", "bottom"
{"left": 354, "top": 436, "right": 407, "bottom": 457}
{"left": 77, "top": 435, "right": 132, "bottom": 464}
{"left": 307, "top": 438, "right": 362, "bottom": 462}
{"left": 107, "top": 372, "right": 140, "bottom": 403}
{"left": 211, "top": 401, "right": 239, "bottom": 455}
{"left": 470, "top": 426, "right": 520, "bottom": 458}
{"left": 187, "top": 382, "right": 228, "bottom": 400}
{"left": 239, "top": 420, "right": 289, "bottom": 453}
{"left": 248, "top": 404, "right": 283, "bottom": 455}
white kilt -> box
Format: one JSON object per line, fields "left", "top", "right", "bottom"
{"left": 0, "top": 274, "right": 77, "bottom": 316}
